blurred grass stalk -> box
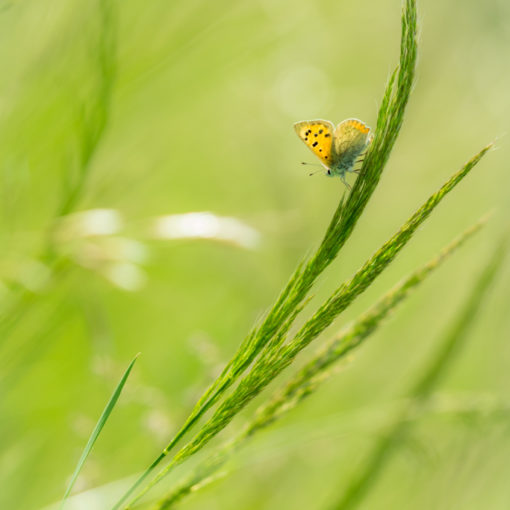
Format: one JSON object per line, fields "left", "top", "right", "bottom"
{"left": 330, "top": 239, "right": 507, "bottom": 510}
{"left": 0, "top": 0, "right": 116, "bottom": 335}
{"left": 150, "top": 215, "right": 489, "bottom": 510}
{"left": 56, "top": 0, "right": 116, "bottom": 218}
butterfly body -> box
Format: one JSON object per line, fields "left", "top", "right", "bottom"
{"left": 294, "top": 118, "right": 371, "bottom": 187}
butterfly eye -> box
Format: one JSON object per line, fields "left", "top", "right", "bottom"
{"left": 327, "top": 169, "right": 331, "bottom": 176}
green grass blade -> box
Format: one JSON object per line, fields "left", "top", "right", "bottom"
{"left": 289, "top": 145, "right": 492, "bottom": 356}
{"left": 59, "top": 353, "right": 140, "bottom": 510}
{"left": 151, "top": 216, "right": 488, "bottom": 510}
{"left": 125, "top": 142, "right": 491, "bottom": 508}
{"left": 247, "top": 217, "right": 491, "bottom": 435}
{"left": 332, "top": 241, "right": 507, "bottom": 510}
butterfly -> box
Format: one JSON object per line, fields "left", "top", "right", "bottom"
{"left": 294, "top": 118, "right": 371, "bottom": 188}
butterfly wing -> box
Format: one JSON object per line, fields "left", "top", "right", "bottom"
{"left": 333, "top": 118, "right": 371, "bottom": 167}
{"left": 294, "top": 120, "right": 335, "bottom": 167}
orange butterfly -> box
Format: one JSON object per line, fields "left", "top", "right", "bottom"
{"left": 294, "top": 118, "right": 371, "bottom": 188}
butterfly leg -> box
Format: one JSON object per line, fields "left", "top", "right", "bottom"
{"left": 340, "top": 175, "right": 352, "bottom": 191}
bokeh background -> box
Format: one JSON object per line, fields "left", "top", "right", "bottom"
{"left": 1, "top": 0, "right": 509, "bottom": 509}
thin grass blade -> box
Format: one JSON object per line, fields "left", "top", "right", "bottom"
{"left": 59, "top": 354, "right": 140, "bottom": 510}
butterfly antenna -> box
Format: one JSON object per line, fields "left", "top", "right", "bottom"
{"left": 301, "top": 162, "right": 324, "bottom": 176}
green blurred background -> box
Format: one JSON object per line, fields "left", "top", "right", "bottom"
{"left": 1, "top": 0, "right": 509, "bottom": 509}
